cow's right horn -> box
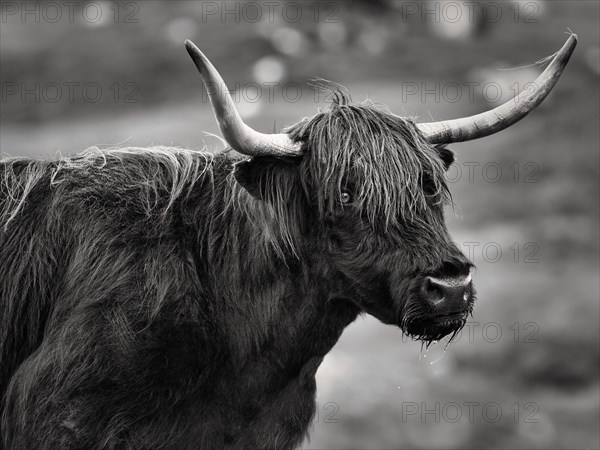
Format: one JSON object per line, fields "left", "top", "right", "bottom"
{"left": 417, "top": 34, "right": 577, "bottom": 144}
{"left": 185, "top": 40, "right": 302, "bottom": 157}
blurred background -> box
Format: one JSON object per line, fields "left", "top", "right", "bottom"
{"left": 1, "top": 1, "right": 598, "bottom": 448}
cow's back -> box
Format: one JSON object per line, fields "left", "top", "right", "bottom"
{"left": 0, "top": 148, "right": 218, "bottom": 406}
{"left": 0, "top": 148, "right": 230, "bottom": 448}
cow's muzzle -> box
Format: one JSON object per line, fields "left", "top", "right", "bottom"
{"left": 400, "top": 267, "right": 475, "bottom": 342}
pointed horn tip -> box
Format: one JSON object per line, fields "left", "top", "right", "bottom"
{"left": 184, "top": 39, "right": 195, "bottom": 52}
{"left": 564, "top": 32, "right": 578, "bottom": 51}
{"left": 184, "top": 39, "right": 202, "bottom": 57}
{"left": 560, "top": 33, "right": 578, "bottom": 57}
{"left": 184, "top": 40, "right": 207, "bottom": 69}
{"left": 552, "top": 33, "right": 577, "bottom": 66}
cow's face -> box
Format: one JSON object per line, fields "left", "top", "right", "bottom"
{"left": 303, "top": 103, "right": 474, "bottom": 343}
{"left": 236, "top": 100, "right": 474, "bottom": 343}
{"left": 311, "top": 142, "right": 474, "bottom": 343}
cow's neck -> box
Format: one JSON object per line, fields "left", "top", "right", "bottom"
{"left": 188, "top": 168, "right": 360, "bottom": 382}
{"left": 213, "top": 228, "right": 360, "bottom": 376}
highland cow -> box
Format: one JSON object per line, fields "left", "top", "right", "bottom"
{"left": 0, "top": 35, "right": 576, "bottom": 449}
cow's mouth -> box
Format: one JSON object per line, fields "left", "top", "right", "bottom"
{"left": 400, "top": 310, "right": 469, "bottom": 343}
{"left": 433, "top": 310, "right": 468, "bottom": 323}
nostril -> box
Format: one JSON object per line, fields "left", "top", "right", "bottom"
{"left": 424, "top": 277, "right": 446, "bottom": 305}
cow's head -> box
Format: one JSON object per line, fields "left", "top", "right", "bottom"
{"left": 185, "top": 36, "right": 576, "bottom": 343}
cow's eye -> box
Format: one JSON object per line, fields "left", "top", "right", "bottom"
{"left": 340, "top": 190, "right": 353, "bottom": 204}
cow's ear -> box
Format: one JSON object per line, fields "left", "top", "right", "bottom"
{"left": 234, "top": 157, "right": 297, "bottom": 200}
{"left": 435, "top": 145, "right": 455, "bottom": 171}
{"left": 234, "top": 158, "right": 265, "bottom": 199}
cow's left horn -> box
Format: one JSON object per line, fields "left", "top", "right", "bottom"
{"left": 417, "top": 34, "right": 577, "bottom": 144}
{"left": 185, "top": 40, "right": 302, "bottom": 157}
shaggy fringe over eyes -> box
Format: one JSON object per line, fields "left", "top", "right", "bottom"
{"left": 287, "top": 86, "right": 451, "bottom": 228}
{"left": 1, "top": 146, "right": 213, "bottom": 230}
